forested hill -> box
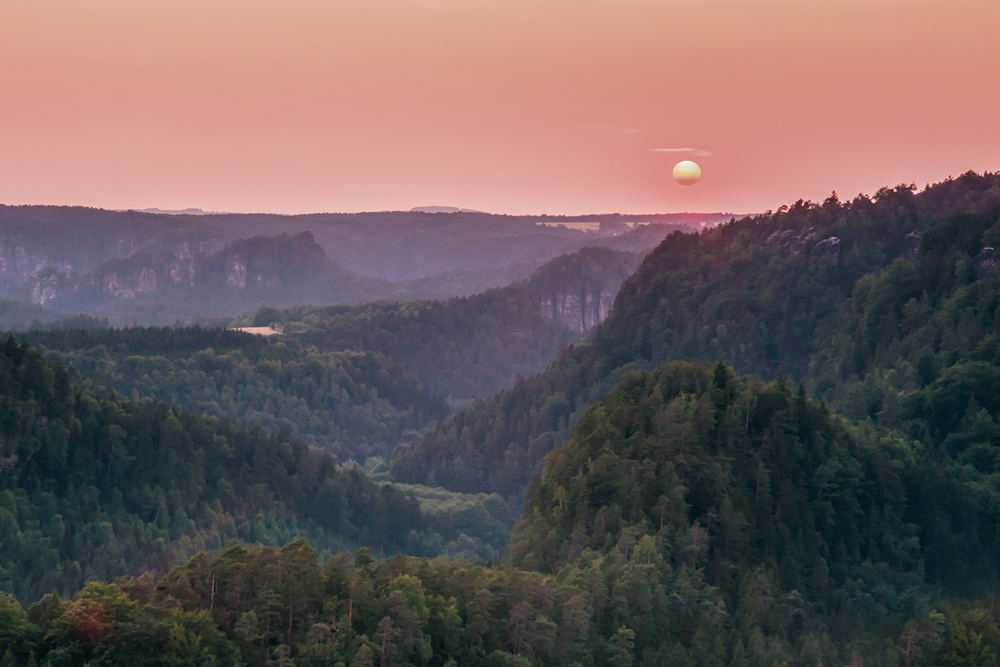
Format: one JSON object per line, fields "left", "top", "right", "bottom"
{"left": 16, "top": 247, "right": 646, "bottom": 469}
{"left": 392, "top": 172, "right": 1000, "bottom": 496}
{"left": 1, "top": 362, "right": 997, "bottom": 667}
{"left": 18, "top": 327, "right": 448, "bottom": 464}
{"left": 257, "top": 247, "right": 645, "bottom": 399}
{"left": 508, "top": 360, "right": 1000, "bottom": 666}
{"left": 0, "top": 337, "right": 486, "bottom": 603}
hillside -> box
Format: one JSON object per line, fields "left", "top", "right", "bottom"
{"left": 0, "top": 338, "right": 508, "bottom": 604}
{"left": 509, "top": 360, "right": 1000, "bottom": 664}
{"left": 260, "top": 246, "right": 645, "bottom": 399}
{"left": 0, "top": 205, "right": 718, "bottom": 323}
{"left": 2, "top": 362, "right": 997, "bottom": 667}
{"left": 3, "top": 224, "right": 679, "bottom": 327}
{"left": 5, "top": 173, "right": 1000, "bottom": 665}
{"left": 19, "top": 327, "right": 447, "bottom": 464}
{"left": 393, "top": 172, "right": 1000, "bottom": 496}
{"left": 11, "top": 247, "right": 646, "bottom": 481}
{"left": 21, "top": 232, "right": 391, "bottom": 322}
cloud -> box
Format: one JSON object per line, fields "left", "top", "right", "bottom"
{"left": 652, "top": 147, "right": 713, "bottom": 157}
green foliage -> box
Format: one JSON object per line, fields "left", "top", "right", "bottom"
{"left": 20, "top": 327, "right": 447, "bottom": 462}
{"left": 390, "top": 485, "right": 520, "bottom": 561}
{"left": 395, "top": 172, "right": 1000, "bottom": 497}
{"left": 7, "top": 176, "right": 1000, "bottom": 665}
{"left": 0, "top": 337, "right": 448, "bottom": 603}
{"left": 0, "top": 405, "right": 996, "bottom": 667}
{"left": 0, "top": 537, "right": 753, "bottom": 667}
{"left": 0, "top": 544, "right": 568, "bottom": 667}
{"left": 508, "top": 359, "right": 1000, "bottom": 664}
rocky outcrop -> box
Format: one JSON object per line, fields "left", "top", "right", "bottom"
{"left": 541, "top": 289, "right": 616, "bottom": 332}
{"left": 813, "top": 236, "right": 841, "bottom": 266}
{"left": 765, "top": 229, "right": 804, "bottom": 249}
{"left": 905, "top": 232, "right": 922, "bottom": 259}
{"left": 764, "top": 228, "right": 840, "bottom": 265}
{"left": 0, "top": 236, "right": 73, "bottom": 283}
{"left": 101, "top": 267, "right": 159, "bottom": 299}
{"left": 978, "top": 247, "right": 998, "bottom": 281}
{"left": 25, "top": 230, "right": 367, "bottom": 313}
{"left": 198, "top": 239, "right": 226, "bottom": 255}
{"left": 6, "top": 235, "right": 232, "bottom": 305}
{"left": 30, "top": 273, "right": 61, "bottom": 306}
{"left": 226, "top": 255, "right": 248, "bottom": 289}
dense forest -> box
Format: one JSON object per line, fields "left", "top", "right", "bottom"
{"left": 5, "top": 174, "right": 1000, "bottom": 665}
{"left": 19, "top": 327, "right": 447, "bottom": 464}
{"left": 510, "top": 360, "right": 1000, "bottom": 666}
{"left": 2, "top": 361, "right": 998, "bottom": 667}
{"left": 0, "top": 339, "right": 512, "bottom": 605}
{"left": 393, "top": 172, "right": 1000, "bottom": 497}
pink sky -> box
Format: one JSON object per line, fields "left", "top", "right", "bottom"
{"left": 2, "top": 0, "right": 998, "bottom": 215}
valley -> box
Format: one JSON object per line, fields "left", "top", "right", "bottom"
{"left": 2, "top": 174, "right": 1000, "bottom": 666}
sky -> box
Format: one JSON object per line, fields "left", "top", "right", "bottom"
{"left": 1, "top": 0, "right": 998, "bottom": 216}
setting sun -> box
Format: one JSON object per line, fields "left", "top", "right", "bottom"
{"left": 672, "top": 161, "right": 702, "bottom": 186}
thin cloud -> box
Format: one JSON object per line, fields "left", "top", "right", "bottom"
{"left": 652, "top": 147, "right": 713, "bottom": 157}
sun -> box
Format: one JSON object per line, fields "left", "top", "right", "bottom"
{"left": 672, "top": 161, "right": 701, "bottom": 186}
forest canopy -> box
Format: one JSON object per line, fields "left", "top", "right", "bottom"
{"left": 393, "top": 172, "right": 1000, "bottom": 498}
{"left": 19, "top": 327, "right": 448, "bottom": 464}
{"left": 2, "top": 360, "right": 999, "bottom": 667}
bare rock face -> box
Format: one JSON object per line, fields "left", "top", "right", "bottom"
{"left": 765, "top": 229, "right": 802, "bottom": 248}
{"left": 978, "top": 247, "right": 998, "bottom": 281}
{"left": 199, "top": 239, "right": 225, "bottom": 255}
{"left": 100, "top": 267, "right": 159, "bottom": 299}
{"left": 905, "top": 232, "right": 922, "bottom": 260}
{"left": 31, "top": 273, "right": 60, "bottom": 306}
{"left": 540, "top": 289, "right": 616, "bottom": 332}
{"left": 167, "top": 256, "right": 197, "bottom": 286}
{"left": 813, "top": 237, "right": 841, "bottom": 266}
{"left": 0, "top": 236, "right": 73, "bottom": 283}
{"left": 116, "top": 238, "right": 140, "bottom": 258}
{"left": 226, "top": 255, "right": 248, "bottom": 289}
{"left": 16, "top": 229, "right": 344, "bottom": 313}
{"left": 764, "top": 228, "right": 839, "bottom": 265}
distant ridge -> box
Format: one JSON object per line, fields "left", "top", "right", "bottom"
{"left": 137, "top": 207, "right": 213, "bottom": 215}
{"left": 410, "top": 206, "right": 484, "bottom": 213}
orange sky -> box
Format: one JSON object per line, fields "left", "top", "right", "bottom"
{"left": 1, "top": 0, "right": 998, "bottom": 215}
